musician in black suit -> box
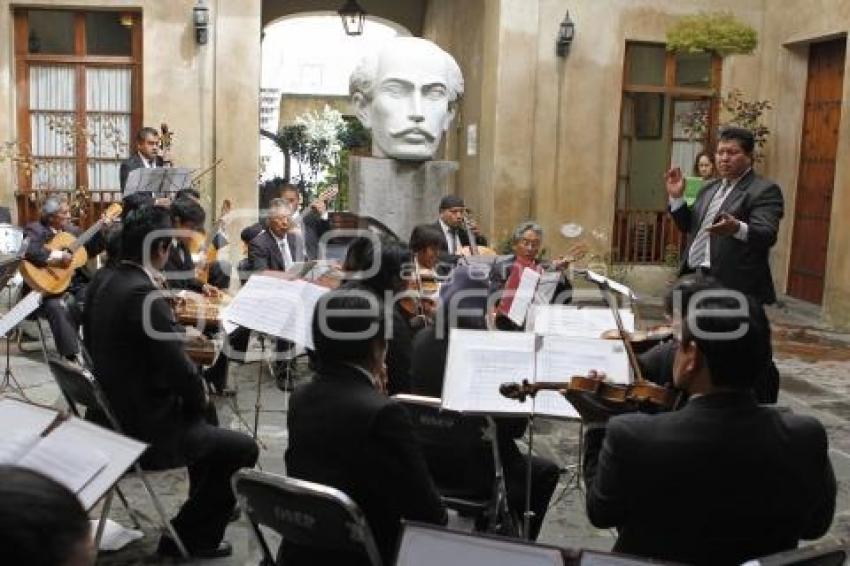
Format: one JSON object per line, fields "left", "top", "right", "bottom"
{"left": 23, "top": 197, "right": 108, "bottom": 359}
{"left": 432, "top": 195, "right": 487, "bottom": 256}
{"left": 666, "top": 126, "right": 784, "bottom": 402}
{"left": 489, "top": 221, "right": 573, "bottom": 331}
{"left": 120, "top": 126, "right": 167, "bottom": 193}
{"left": 280, "top": 184, "right": 332, "bottom": 261}
{"left": 229, "top": 198, "right": 305, "bottom": 387}
{"left": 411, "top": 265, "right": 559, "bottom": 540}
{"left": 340, "top": 237, "right": 415, "bottom": 395}
{"left": 283, "top": 289, "right": 447, "bottom": 565}
{"left": 83, "top": 205, "right": 258, "bottom": 559}
{"left": 577, "top": 275, "right": 835, "bottom": 565}
{"left": 245, "top": 198, "right": 306, "bottom": 273}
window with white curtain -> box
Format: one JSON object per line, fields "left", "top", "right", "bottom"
{"left": 16, "top": 9, "right": 139, "bottom": 193}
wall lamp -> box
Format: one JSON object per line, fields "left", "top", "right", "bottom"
{"left": 193, "top": 0, "right": 210, "bottom": 45}
{"left": 556, "top": 10, "right": 575, "bottom": 56}
{"left": 338, "top": 0, "right": 366, "bottom": 36}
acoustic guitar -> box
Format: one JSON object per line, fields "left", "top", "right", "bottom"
{"left": 20, "top": 203, "right": 122, "bottom": 295}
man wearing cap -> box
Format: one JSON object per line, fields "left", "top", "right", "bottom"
{"left": 432, "top": 195, "right": 488, "bottom": 257}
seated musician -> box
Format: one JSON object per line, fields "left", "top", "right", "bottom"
{"left": 489, "top": 221, "right": 573, "bottom": 331}
{"left": 284, "top": 288, "right": 447, "bottom": 565}
{"left": 433, "top": 195, "right": 487, "bottom": 258}
{"left": 164, "top": 196, "right": 221, "bottom": 295}
{"left": 231, "top": 198, "right": 306, "bottom": 386}
{"left": 407, "top": 223, "right": 447, "bottom": 324}
{"left": 23, "top": 197, "right": 109, "bottom": 360}
{"left": 638, "top": 275, "right": 779, "bottom": 404}
{"left": 82, "top": 205, "right": 258, "bottom": 559}
{"left": 410, "top": 265, "right": 559, "bottom": 540}
{"left": 576, "top": 275, "right": 836, "bottom": 565}
{"left": 340, "top": 237, "right": 416, "bottom": 395}
{"left": 242, "top": 183, "right": 329, "bottom": 261}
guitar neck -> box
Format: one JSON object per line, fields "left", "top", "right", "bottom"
{"left": 67, "top": 219, "right": 104, "bottom": 253}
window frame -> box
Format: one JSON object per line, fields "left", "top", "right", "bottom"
{"left": 13, "top": 8, "right": 142, "bottom": 191}
{"left": 613, "top": 42, "right": 721, "bottom": 264}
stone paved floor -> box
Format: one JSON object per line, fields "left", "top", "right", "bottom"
{"left": 2, "top": 294, "right": 849, "bottom": 564}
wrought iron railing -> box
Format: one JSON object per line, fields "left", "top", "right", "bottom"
{"left": 612, "top": 208, "right": 684, "bottom": 264}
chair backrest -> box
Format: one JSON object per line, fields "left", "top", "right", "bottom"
{"left": 399, "top": 401, "right": 495, "bottom": 497}
{"left": 745, "top": 543, "right": 849, "bottom": 566}
{"left": 45, "top": 356, "right": 122, "bottom": 430}
{"left": 395, "top": 521, "right": 567, "bottom": 566}
{"left": 232, "top": 469, "right": 383, "bottom": 566}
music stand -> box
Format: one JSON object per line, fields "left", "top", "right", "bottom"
{"left": 0, "top": 256, "right": 28, "bottom": 399}
{"left": 124, "top": 167, "right": 192, "bottom": 197}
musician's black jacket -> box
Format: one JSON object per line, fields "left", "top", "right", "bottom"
{"left": 583, "top": 390, "right": 836, "bottom": 565}
{"left": 283, "top": 361, "right": 446, "bottom": 565}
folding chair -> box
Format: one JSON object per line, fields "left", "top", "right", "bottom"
{"left": 398, "top": 401, "right": 518, "bottom": 537}
{"left": 746, "top": 543, "right": 849, "bottom": 566}
{"left": 232, "top": 468, "right": 383, "bottom": 566}
{"left": 45, "top": 356, "right": 189, "bottom": 559}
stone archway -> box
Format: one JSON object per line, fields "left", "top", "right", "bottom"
{"left": 262, "top": 0, "right": 426, "bottom": 35}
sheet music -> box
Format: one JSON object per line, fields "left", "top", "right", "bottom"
{"left": 18, "top": 431, "right": 109, "bottom": 495}
{"left": 54, "top": 418, "right": 146, "bottom": 510}
{"left": 442, "top": 330, "right": 537, "bottom": 415}
{"left": 0, "top": 398, "right": 58, "bottom": 434}
{"left": 0, "top": 291, "right": 43, "bottom": 337}
{"left": 533, "top": 272, "right": 561, "bottom": 306}
{"left": 507, "top": 268, "right": 540, "bottom": 327}
{"left": 0, "top": 430, "right": 41, "bottom": 464}
{"left": 221, "top": 275, "right": 329, "bottom": 348}
{"left": 531, "top": 305, "right": 635, "bottom": 338}
{"left": 534, "top": 337, "right": 631, "bottom": 418}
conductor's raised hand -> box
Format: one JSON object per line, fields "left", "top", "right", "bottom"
{"left": 665, "top": 167, "right": 685, "bottom": 199}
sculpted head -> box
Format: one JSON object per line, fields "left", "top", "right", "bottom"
{"left": 350, "top": 37, "right": 464, "bottom": 161}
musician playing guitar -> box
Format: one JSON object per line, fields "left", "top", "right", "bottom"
{"left": 22, "top": 197, "right": 114, "bottom": 360}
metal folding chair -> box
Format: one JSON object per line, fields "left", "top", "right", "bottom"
{"left": 232, "top": 468, "right": 383, "bottom": 566}
{"left": 45, "top": 356, "right": 190, "bottom": 559}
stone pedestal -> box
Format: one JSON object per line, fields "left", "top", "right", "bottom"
{"left": 349, "top": 156, "right": 458, "bottom": 240}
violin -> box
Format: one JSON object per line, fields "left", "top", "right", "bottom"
{"left": 399, "top": 263, "right": 439, "bottom": 329}
{"left": 499, "top": 376, "right": 683, "bottom": 414}
{"left": 194, "top": 199, "right": 232, "bottom": 285}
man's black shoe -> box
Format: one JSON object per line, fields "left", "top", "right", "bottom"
{"left": 157, "top": 536, "right": 233, "bottom": 559}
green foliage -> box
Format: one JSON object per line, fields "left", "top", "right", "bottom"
{"left": 666, "top": 12, "right": 758, "bottom": 56}
{"left": 675, "top": 89, "right": 772, "bottom": 162}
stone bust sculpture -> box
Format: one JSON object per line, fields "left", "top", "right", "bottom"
{"left": 350, "top": 37, "right": 464, "bottom": 161}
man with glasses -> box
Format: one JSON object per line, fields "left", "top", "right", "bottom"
{"left": 22, "top": 197, "right": 109, "bottom": 360}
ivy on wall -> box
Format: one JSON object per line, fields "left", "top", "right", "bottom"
{"left": 666, "top": 12, "right": 758, "bottom": 56}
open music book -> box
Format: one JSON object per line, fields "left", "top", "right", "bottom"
{"left": 530, "top": 305, "right": 635, "bottom": 338}
{"left": 441, "top": 329, "right": 630, "bottom": 419}
{"left": 0, "top": 399, "right": 146, "bottom": 510}
{"left": 221, "top": 274, "right": 329, "bottom": 348}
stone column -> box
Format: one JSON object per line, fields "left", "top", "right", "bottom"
{"left": 349, "top": 156, "right": 458, "bottom": 240}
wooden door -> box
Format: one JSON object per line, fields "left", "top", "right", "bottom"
{"left": 788, "top": 38, "right": 846, "bottom": 304}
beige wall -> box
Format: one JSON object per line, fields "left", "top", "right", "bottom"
{"left": 757, "top": 0, "right": 850, "bottom": 327}
{"left": 0, "top": 0, "right": 261, "bottom": 240}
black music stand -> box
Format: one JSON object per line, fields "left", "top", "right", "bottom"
{"left": 0, "top": 256, "right": 27, "bottom": 399}
{"left": 124, "top": 167, "right": 192, "bottom": 197}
